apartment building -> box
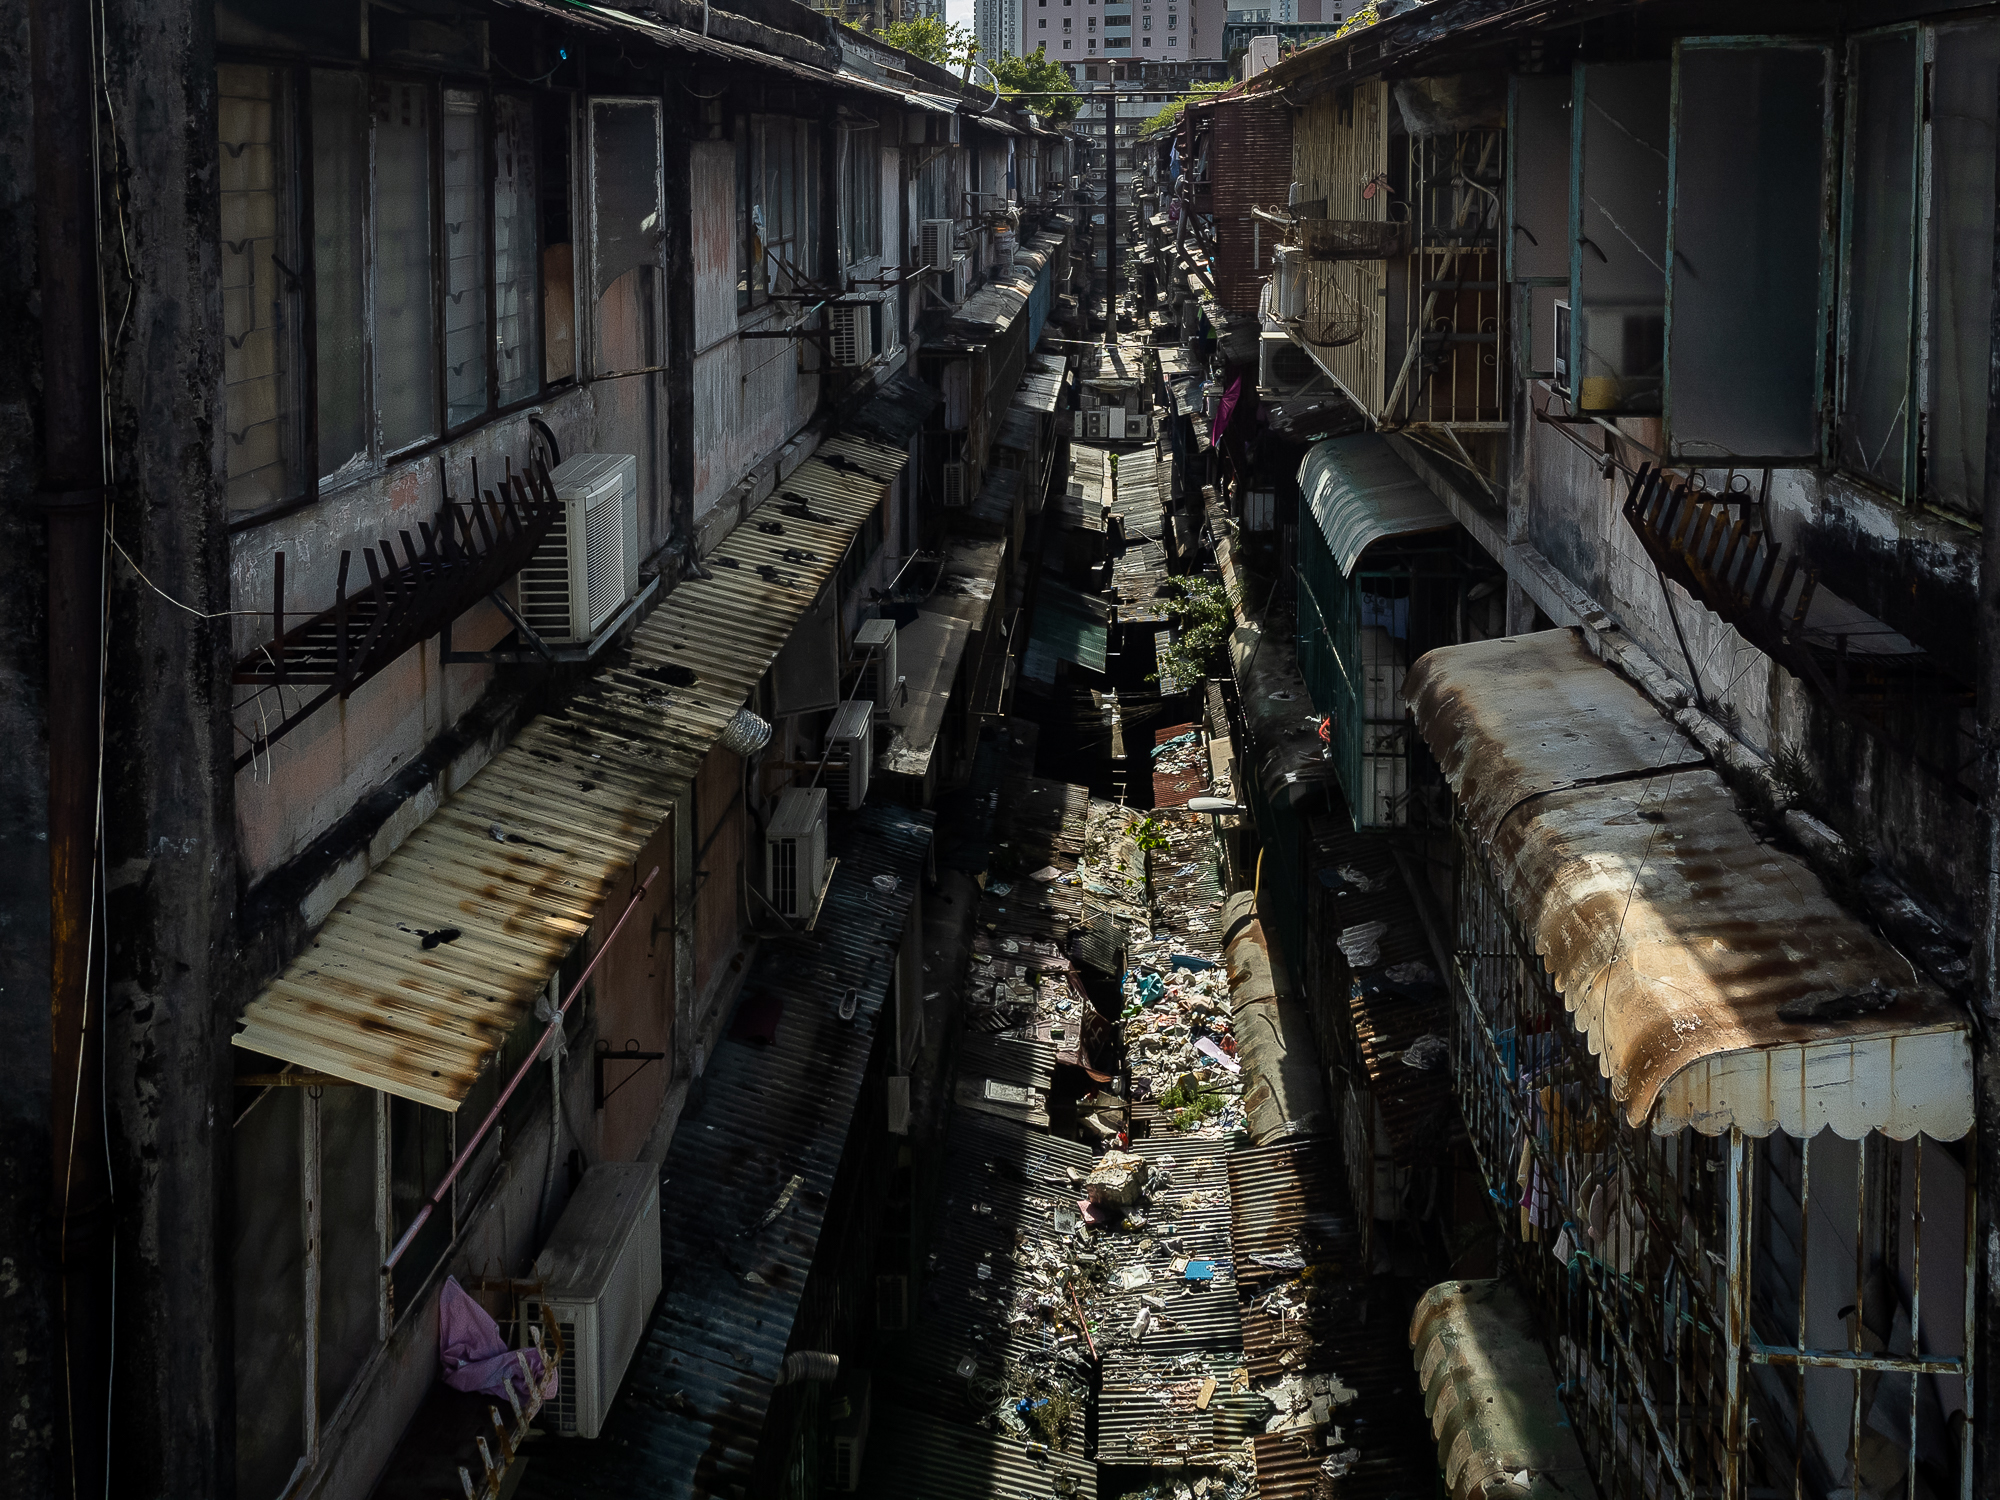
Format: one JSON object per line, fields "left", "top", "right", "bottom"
{"left": 3, "top": 2, "right": 1076, "bottom": 1497}
{"left": 1132, "top": 0, "right": 2000, "bottom": 1493}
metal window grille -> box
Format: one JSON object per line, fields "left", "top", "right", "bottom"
{"left": 1446, "top": 823, "right": 1975, "bottom": 1500}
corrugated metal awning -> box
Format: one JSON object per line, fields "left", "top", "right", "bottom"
{"left": 1410, "top": 1279, "right": 1592, "bottom": 1500}
{"left": 232, "top": 439, "right": 904, "bottom": 1109}
{"left": 877, "top": 610, "right": 973, "bottom": 780}
{"left": 1299, "top": 433, "right": 1455, "bottom": 577}
{"left": 1408, "top": 629, "right": 1974, "bottom": 1140}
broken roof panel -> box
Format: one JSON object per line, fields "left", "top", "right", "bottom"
{"left": 1408, "top": 628, "right": 1974, "bottom": 1139}
{"left": 876, "top": 609, "right": 974, "bottom": 780}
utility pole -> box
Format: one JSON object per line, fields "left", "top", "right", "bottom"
{"left": 1103, "top": 82, "right": 1116, "bottom": 346}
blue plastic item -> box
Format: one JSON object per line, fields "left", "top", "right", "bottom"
{"left": 1169, "top": 954, "right": 1217, "bottom": 972}
{"left": 1184, "top": 1260, "right": 1215, "bottom": 1282}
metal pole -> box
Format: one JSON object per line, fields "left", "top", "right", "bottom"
{"left": 29, "top": 0, "right": 111, "bottom": 1492}
{"left": 1105, "top": 82, "right": 1116, "bottom": 345}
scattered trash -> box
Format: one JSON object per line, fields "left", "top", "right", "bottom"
{"left": 871, "top": 873, "right": 900, "bottom": 893}
{"left": 1112, "top": 1264, "right": 1153, "bottom": 1291}
{"left": 1401, "top": 1033, "right": 1449, "bottom": 1071}
{"left": 1183, "top": 1260, "right": 1215, "bottom": 1282}
{"left": 1337, "top": 920, "right": 1389, "bottom": 969}
{"left": 1335, "top": 864, "right": 1382, "bottom": 892}
{"left": 1384, "top": 959, "right": 1440, "bottom": 987}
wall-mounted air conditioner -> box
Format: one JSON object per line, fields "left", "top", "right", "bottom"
{"left": 1122, "top": 411, "right": 1154, "bottom": 441}
{"left": 1270, "top": 245, "right": 1306, "bottom": 322}
{"left": 823, "top": 698, "right": 873, "bottom": 811}
{"left": 1259, "top": 328, "right": 1321, "bottom": 394}
{"left": 765, "top": 786, "right": 829, "bottom": 919}
{"left": 523, "top": 1164, "right": 662, "bottom": 1440}
{"left": 829, "top": 303, "right": 874, "bottom": 368}
{"left": 853, "top": 617, "right": 900, "bottom": 718}
{"left": 517, "top": 454, "right": 640, "bottom": 646}
{"left": 942, "top": 254, "right": 971, "bottom": 306}
{"left": 827, "top": 1370, "right": 873, "bottom": 1492}
{"left": 942, "top": 461, "right": 969, "bottom": 508}
{"left": 919, "top": 218, "right": 954, "bottom": 279}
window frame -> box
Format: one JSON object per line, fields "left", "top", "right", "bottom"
{"left": 215, "top": 53, "right": 566, "bottom": 530}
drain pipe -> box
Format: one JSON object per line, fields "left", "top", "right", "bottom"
{"left": 30, "top": 0, "right": 113, "bottom": 1493}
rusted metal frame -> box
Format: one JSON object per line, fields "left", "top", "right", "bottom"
{"left": 1447, "top": 830, "right": 1703, "bottom": 1499}
{"left": 1382, "top": 131, "right": 1499, "bottom": 427}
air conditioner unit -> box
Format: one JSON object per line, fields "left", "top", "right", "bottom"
{"left": 942, "top": 461, "right": 969, "bottom": 508}
{"left": 827, "top": 1370, "right": 873, "bottom": 1492}
{"left": 1123, "top": 411, "right": 1154, "bottom": 441}
{"left": 765, "top": 785, "right": 829, "bottom": 919}
{"left": 874, "top": 1273, "right": 909, "bottom": 1331}
{"left": 1270, "top": 245, "right": 1306, "bottom": 322}
{"left": 522, "top": 1164, "right": 662, "bottom": 1440}
{"left": 942, "top": 254, "right": 971, "bottom": 306}
{"left": 517, "top": 454, "right": 640, "bottom": 646}
{"left": 920, "top": 219, "right": 954, "bottom": 278}
{"left": 823, "top": 698, "right": 874, "bottom": 810}
{"left": 853, "top": 617, "right": 900, "bottom": 716}
{"left": 1552, "top": 298, "right": 1572, "bottom": 391}
{"left": 829, "top": 303, "right": 874, "bottom": 368}
{"left": 1259, "top": 329, "right": 1320, "bottom": 394}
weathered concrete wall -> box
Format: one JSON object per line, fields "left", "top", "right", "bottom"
{"left": 229, "top": 392, "right": 595, "bottom": 880}
{"left": 1522, "top": 413, "right": 1981, "bottom": 927}
{"left": 98, "top": 0, "right": 235, "bottom": 1492}
{"left": 0, "top": 0, "right": 58, "bottom": 1487}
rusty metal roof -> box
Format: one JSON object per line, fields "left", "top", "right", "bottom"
{"left": 1407, "top": 629, "right": 1974, "bottom": 1140}
{"left": 1410, "top": 1279, "right": 1592, "bottom": 1500}
{"left": 1299, "top": 434, "right": 1456, "bottom": 577}
{"left": 1096, "top": 1352, "right": 1243, "bottom": 1468}
{"left": 515, "top": 806, "right": 933, "bottom": 1500}
{"left": 861, "top": 1401, "right": 1097, "bottom": 1500}
{"left": 233, "top": 441, "right": 902, "bottom": 1109}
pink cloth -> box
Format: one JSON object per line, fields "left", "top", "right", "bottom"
{"left": 438, "top": 1276, "right": 555, "bottom": 1405}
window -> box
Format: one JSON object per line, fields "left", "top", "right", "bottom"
{"left": 841, "top": 123, "right": 883, "bottom": 266}
{"left": 218, "top": 64, "right": 306, "bottom": 511}
{"left": 1142, "top": 34, "right": 1152, "bottom": 44}
{"left": 1833, "top": 20, "right": 2000, "bottom": 514}
{"left": 215, "top": 67, "right": 556, "bottom": 514}
{"left": 1064, "top": 38, "right": 1072, "bottom": 47}
{"left": 738, "top": 116, "right": 821, "bottom": 309}
{"left": 1039, "top": 17, "right": 1047, "bottom": 25}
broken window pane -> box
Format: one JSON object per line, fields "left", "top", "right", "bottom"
{"left": 1926, "top": 21, "right": 2000, "bottom": 516}
{"left": 494, "top": 93, "right": 542, "bottom": 407}
{"left": 1576, "top": 62, "right": 1668, "bottom": 413}
{"left": 441, "top": 90, "right": 489, "bottom": 427}
{"left": 373, "top": 79, "right": 438, "bottom": 453}
{"left": 1839, "top": 32, "right": 1917, "bottom": 490}
{"left": 588, "top": 98, "right": 663, "bottom": 376}
{"left": 312, "top": 70, "right": 368, "bottom": 480}
{"left": 218, "top": 63, "right": 304, "bottom": 511}
{"left": 1667, "top": 45, "right": 1828, "bottom": 460}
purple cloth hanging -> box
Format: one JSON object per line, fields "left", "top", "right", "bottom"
{"left": 438, "top": 1275, "right": 555, "bottom": 1405}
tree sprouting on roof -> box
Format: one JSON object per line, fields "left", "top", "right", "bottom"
{"left": 989, "top": 47, "right": 1081, "bottom": 125}
{"left": 1140, "top": 79, "right": 1233, "bottom": 137}
{"left": 878, "top": 16, "right": 981, "bottom": 75}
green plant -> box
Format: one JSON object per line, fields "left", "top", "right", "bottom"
{"left": 988, "top": 47, "right": 1081, "bottom": 125}
{"left": 1150, "top": 575, "right": 1234, "bottom": 688}
{"left": 1772, "top": 745, "right": 1823, "bottom": 810}
{"left": 1130, "top": 815, "right": 1169, "bottom": 855}
{"left": 879, "top": 17, "right": 980, "bottom": 73}
{"left": 1141, "top": 79, "right": 1234, "bottom": 137}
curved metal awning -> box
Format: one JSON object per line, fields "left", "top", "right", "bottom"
{"left": 1408, "top": 629, "right": 1973, "bottom": 1141}
{"left": 1410, "top": 1279, "right": 1593, "bottom": 1500}
{"left": 1299, "top": 433, "right": 1455, "bottom": 577}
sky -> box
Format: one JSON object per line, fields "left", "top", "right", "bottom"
{"left": 945, "top": 0, "right": 975, "bottom": 30}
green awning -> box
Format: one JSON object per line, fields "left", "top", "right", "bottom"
{"left": 1300, "top": 433, "right": 1455, "bottom": 577}
{"left": 1022, "top": 580, "right": 1110, "bottom": 684}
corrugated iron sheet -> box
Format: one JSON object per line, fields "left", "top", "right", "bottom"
{"left": 1207, "top": 98, "right": 1296, "bottom": 317}
{"left": 1097, "top": 1352, "right": 1243, "bottom": 1468}
{"left": 861, "top": 1400, "right": 1097, "bottom": 1499}
{"left": 516, "top": 806, "right": 934, "bottom": 1500}
{"left": 234, "top": 440, "right": 903, "bottom": 1108}
{"left": 1409, "top": 1279, "right": 1591, "bottom": 1500}
{"left": 1407, "top": 629, "right": 1974, "bottom": 1139}
{"left": 878, "top": 609, "right": 974, "bottom": 780}
{"left": 1299, "top": 434, "right": 1456, "bottom": 577}
{"left": 1108, "top": 448, "right": 1170, "bottom": 627}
